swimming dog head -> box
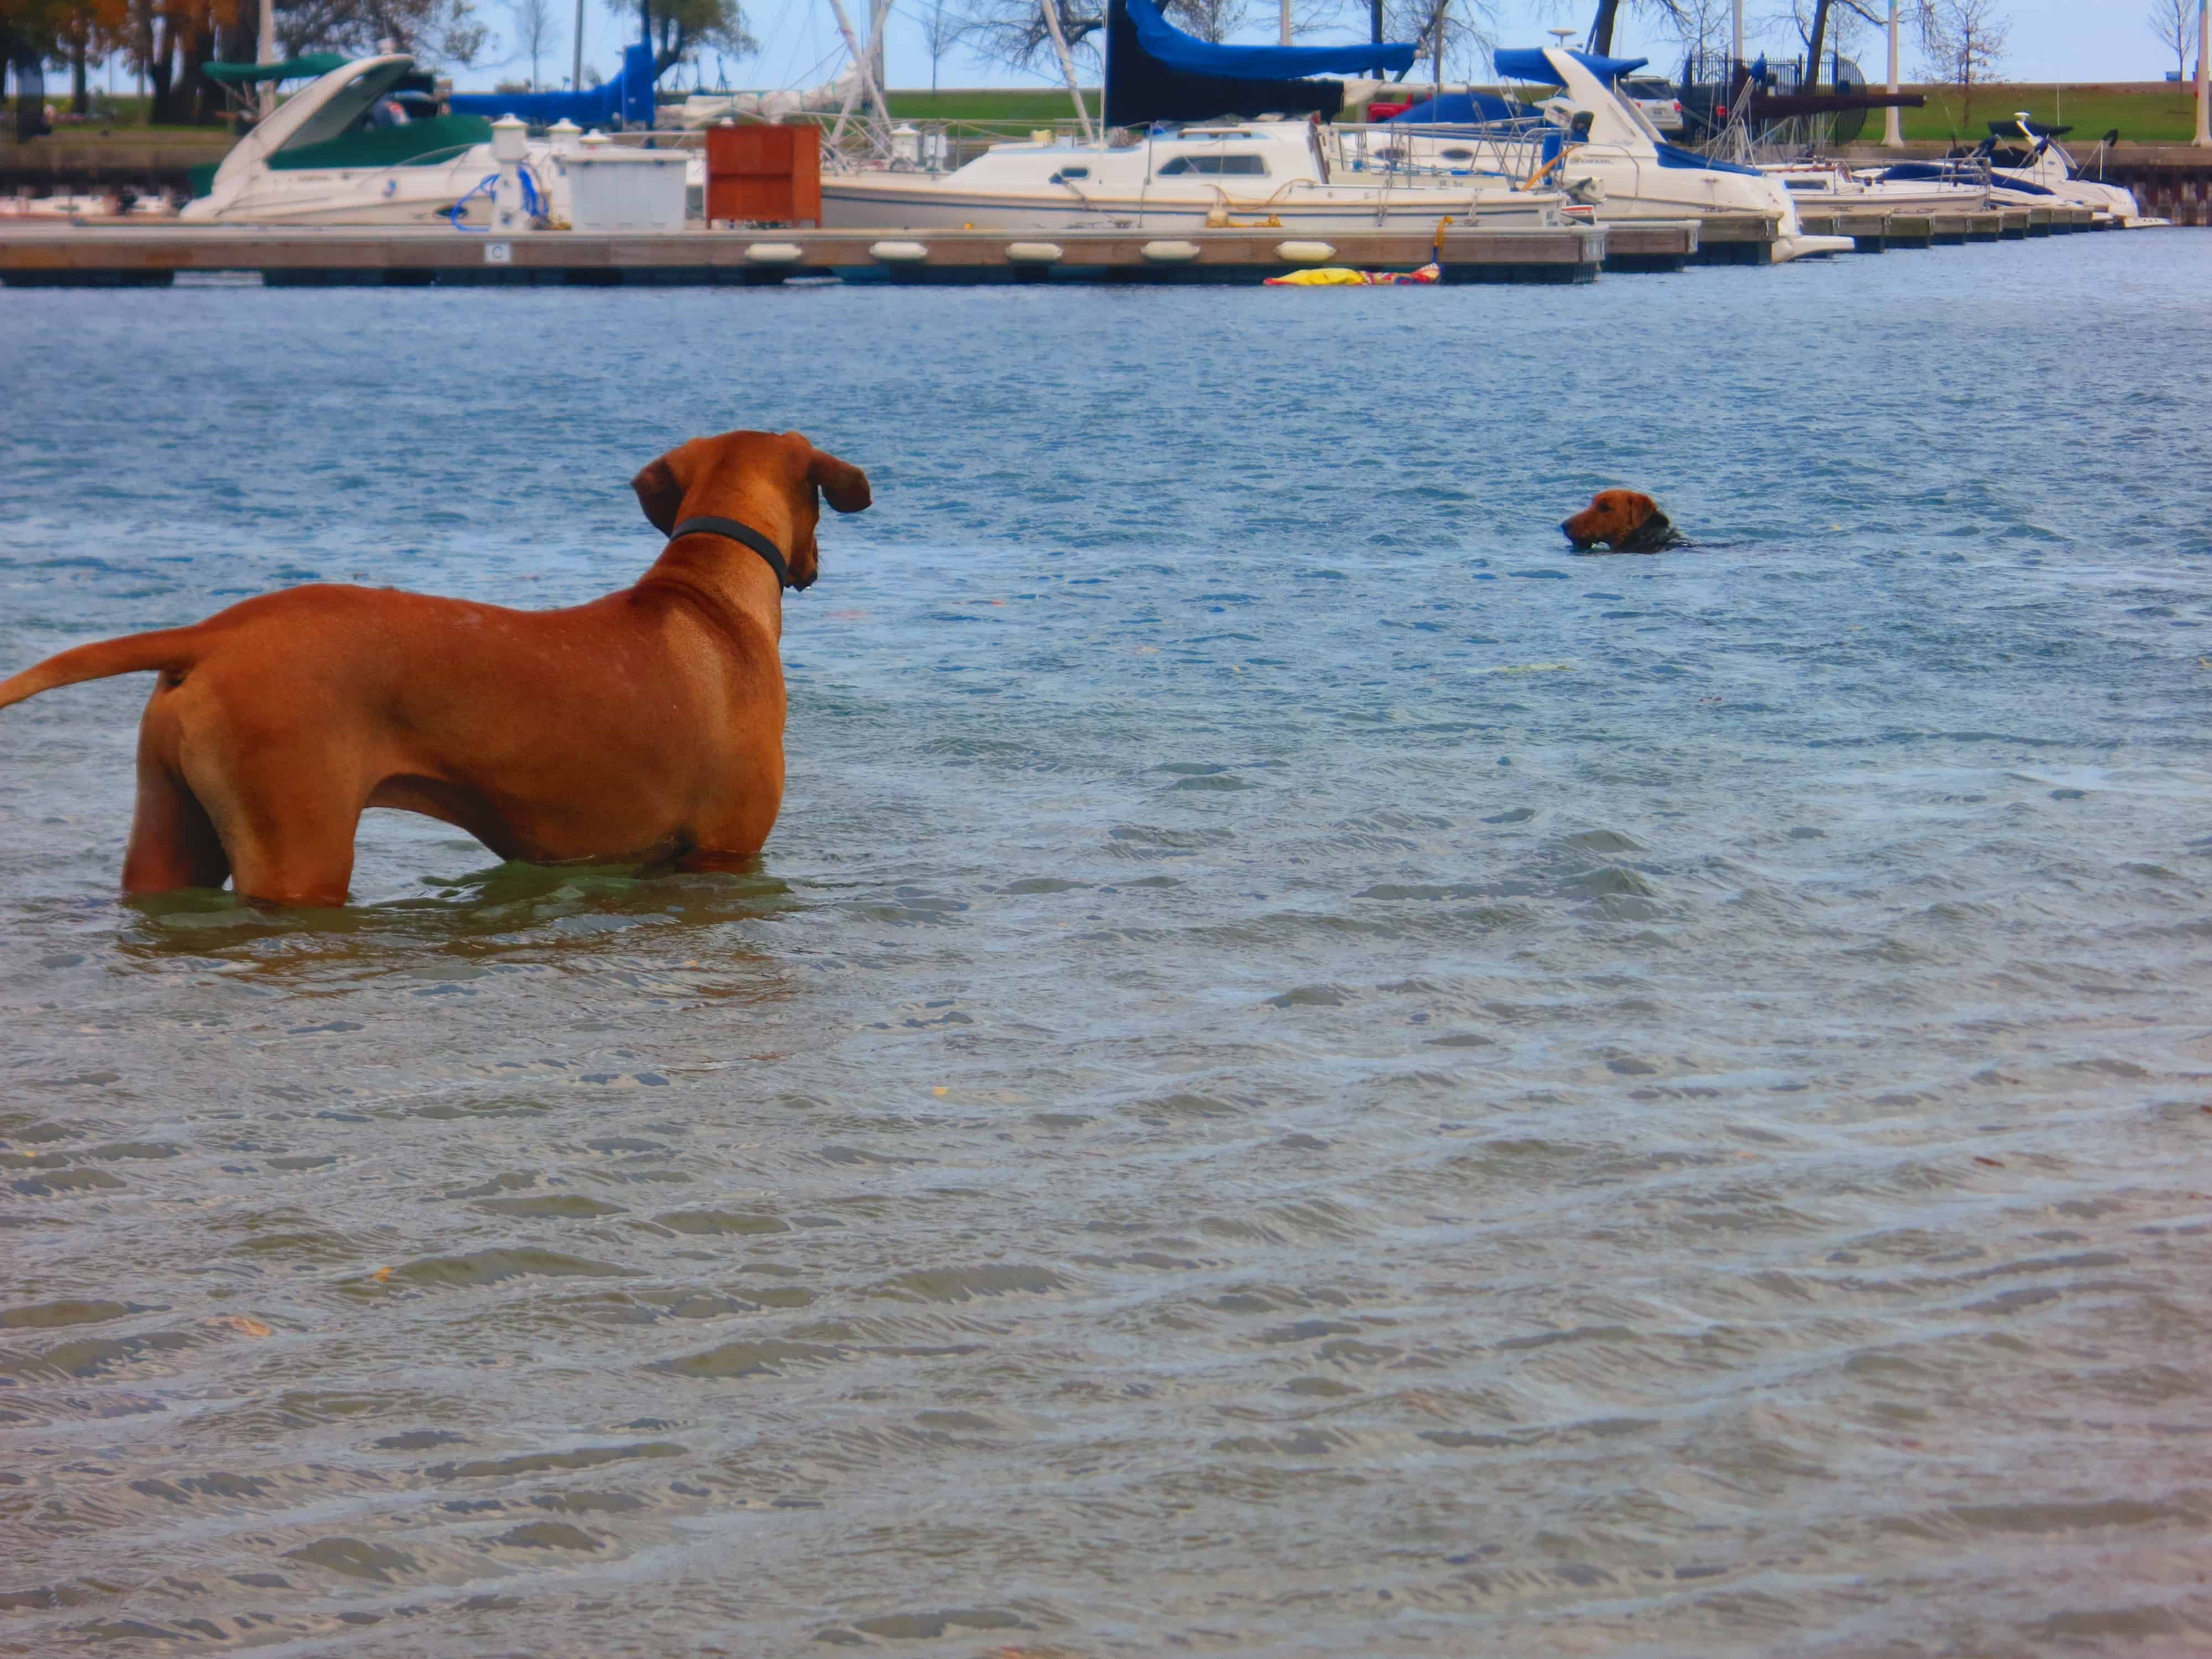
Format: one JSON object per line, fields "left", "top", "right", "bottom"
{"left": 1560, "top": 489, "right": 1683, "bottom": 555}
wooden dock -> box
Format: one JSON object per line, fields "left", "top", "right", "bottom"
{"left": 1788, "top": 203, "right": 2102, "bottom": 252}
{"left": 0, "top": 221, "right": 1623, "bottom": 286}
{"left": 0, "top": 201, "right": 2127, "bottom": 288}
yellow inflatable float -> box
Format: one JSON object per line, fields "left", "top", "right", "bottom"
{"left": 1264, "top": 262, "right": 1442, "bottom": 286}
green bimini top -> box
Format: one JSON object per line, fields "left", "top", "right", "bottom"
{"left": 268, "top": 114, "right": 494, "bottom": 171}
{"left": 203, "top": 55, "right": 354, "bottom": 86}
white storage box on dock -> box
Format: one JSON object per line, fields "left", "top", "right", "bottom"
{"left": 565, "top": 149, "right": 690, "bottom": 233}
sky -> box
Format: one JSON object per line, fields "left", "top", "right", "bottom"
{"left": 500, "top": 0, "right": 2178, "bottom": 96}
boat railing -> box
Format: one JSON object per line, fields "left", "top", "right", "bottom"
{"left": 1332, "top": 121, "right": 1550, "bottom": 185}
{"left": 1859, "top": 152, "right": 1992, "bottom": 191}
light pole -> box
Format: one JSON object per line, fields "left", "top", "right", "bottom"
{"left": 1280, "top": 0, "right": 1291, "bottom": 48}
{"left": 1884, "top": 0, "right": 1902, "bottom": 148}
{"left": 257, "top": 0, "right": 276, "bottom": 118}
{"left": 573, "top": 0, "right": 585, "bottom": 92}
{"left": 2197, "top": 0, "right": 2209, "bottom": 148}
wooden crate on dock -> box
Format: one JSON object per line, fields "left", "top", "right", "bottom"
{"left": 703, "top": 125, "right": 821, "bottom": 228}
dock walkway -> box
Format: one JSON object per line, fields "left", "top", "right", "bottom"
{"left": 0, "top": 203, "right": 2118, "bottom": 288}
{"left": 1, "top": 221, "right": 1625, "bottom": 286}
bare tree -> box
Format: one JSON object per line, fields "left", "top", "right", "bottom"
{"left": 961, "top": 0, "right": 1101, "bottom": 79}
{"left": 1914, "top": 0, "right": 2005, "bottom": 129}
{"left": 920, "top": 0, "right": 963, "bottom": 91}
{"left": 510, "top": 0, "right": 553, "bottom": 86}
{"left": 1387, "top": 0, "right": 1496, "bottom": 83}
{"left": 2147, "top": 0, "right": 2194, "bottom": 85}
{"left": 1587, "top": 0, "right": 1685, "bottom": 55}
{"left": 1671, "top": 0, "right": 1730, "bottom": 60}
{"left": 1166, "top": 0, "right": 1252, "bottom": 41}
{"left": 279, "top": 0, "right": 490, "bottom": 66}
{"left": 609, "top": 0, "right": 756, "bottom": 77}
{"left": 1781, "top": 0, "right": 1867, "bottom": 80}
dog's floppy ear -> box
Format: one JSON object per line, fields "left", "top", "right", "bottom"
{"left": 631, "top": 454, "right": 687, "bottom": 536}
{"left": 804, "top": 444, "right": 872, "bottom": 515}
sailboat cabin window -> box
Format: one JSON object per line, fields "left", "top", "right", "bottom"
{"left": 1158, "top": 154, "right": 1268, "bottom": 176}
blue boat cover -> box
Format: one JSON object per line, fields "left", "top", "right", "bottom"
{"left": 1384, "top": 90, "right": 1527, "bottom": 123}
{"left": 451, "top": 41, "right": 656, "bottom": 128}
{"left": 1122, "top": 0, "right": 1416, "bottom": 80}
{"left": 1493, "top": 46, "right": 1646, "bottom": 86}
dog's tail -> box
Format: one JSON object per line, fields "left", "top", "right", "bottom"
{"left": 0, "top": 625, "right": 207, "bottom": 713}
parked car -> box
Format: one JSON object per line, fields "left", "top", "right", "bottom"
{"left": 1621, "top": 76, "right": 1685, "bottom": 132}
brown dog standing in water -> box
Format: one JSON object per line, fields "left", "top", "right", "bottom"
{"left": 1561, "top": 489, "right": 1686, "bottom": 554}
{"left": 0, "top": 429, "right": 871, "bottom": 907}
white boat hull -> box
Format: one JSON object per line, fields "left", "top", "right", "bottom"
{"left": 818, "top": 178, "right": 1558, "bottom": 233}
{"left": 184, "top": 162, "right": 499, "bottom": 225}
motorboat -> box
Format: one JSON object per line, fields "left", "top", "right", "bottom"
{"left": 1760, "top": 159, "right": 1989, "bottom": 214}
{"left": 1351, "top": 46, "right": 1851, "bottom": 262}
{"left": 1869, "top": 113, "right": 2164, "bottom": 226}
{"left": 820, "top": 0, "right": 1569, "bottom": 233}
{"left": 185, "top": 56, "right": 511, "bottom": 223}
{"left": 182, "top": 48, "right": 659, "bottom": 225}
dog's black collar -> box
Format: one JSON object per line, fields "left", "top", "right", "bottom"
{"left": 667, "top": 516, "right": 789, "bottom": 589}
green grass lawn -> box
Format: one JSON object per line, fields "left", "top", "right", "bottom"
{"left": 883, "top": 88, "right": 1098, "bottom": 123}
{"left": 1898, "top": 85, "right": 2203, "bottom": 145}
{"left": 13, "top": 79, "right": 2202, "bottom": 147}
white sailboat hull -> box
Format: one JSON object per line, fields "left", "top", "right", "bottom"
{"left": 818, "top": 178, "right": 1558, "bottom": 233}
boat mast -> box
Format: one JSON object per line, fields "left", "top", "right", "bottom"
{"left": 1038, "top": 0, "right": 1097, "bottom": 144}
{"left": 823, "top": 0, "right": 894, "bottom": 146}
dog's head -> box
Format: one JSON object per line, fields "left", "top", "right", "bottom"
{"left": 1561, "top": 488, "right": 1662, "bottom": 551}
{"left": 632, "top": 429, "right": 871, "bottom": 592}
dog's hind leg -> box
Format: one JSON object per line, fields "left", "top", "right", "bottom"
{"left": 122, "top": 687, "right": 230, "bottom": 895}
{"left": 182, "top": 735, "right": 363, "bottom": 909}
{"left": 122, "top": 763, "right": 231, "bottom": 895}
{"left": 220, "top": 791, "right": 362, "bottom": 909}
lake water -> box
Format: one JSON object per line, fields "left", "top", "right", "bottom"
{"left": 4, "top": 234, "right": 2211, "bottom": 1658}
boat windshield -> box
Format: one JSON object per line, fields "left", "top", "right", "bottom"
{"left": 274, "top": 61, "right": 415, "bottom": 156}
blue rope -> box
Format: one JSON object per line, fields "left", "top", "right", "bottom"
{"left": 447, "top": 164, "right": 545, "bottom": 232}
{"left": 447, "top": 173, "right": 495, "bottom": 232}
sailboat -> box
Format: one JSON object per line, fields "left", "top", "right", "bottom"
{"left": 815, "top": 0, "right": 1572, "bottom": 233}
